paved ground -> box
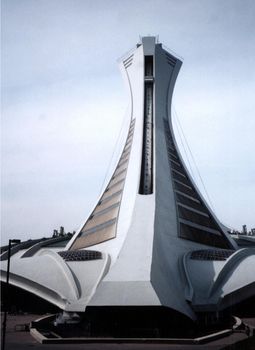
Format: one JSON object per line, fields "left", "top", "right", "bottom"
{"left": 2, "top": 313, "right": 255, "bottom": 350}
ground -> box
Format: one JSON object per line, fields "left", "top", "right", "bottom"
{"left": 2, "top": 313, "right": 255, "bottom": 350}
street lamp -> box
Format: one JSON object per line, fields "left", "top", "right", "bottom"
{"left": 1, "top": 239, "right": 21, "bottom": 350}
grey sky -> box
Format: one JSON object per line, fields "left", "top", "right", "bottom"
{"left": 1, "top": 0, "right": 255, "bottom": 244}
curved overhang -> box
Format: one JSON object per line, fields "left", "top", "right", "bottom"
{"left": 0, "top": 249, "right": 111, "bottom": 311}
{"left": 182, "top": 247, "right": 255, "bottom": 312}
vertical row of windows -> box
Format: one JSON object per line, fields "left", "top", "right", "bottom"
{"left": 139, "top": 56, "right": 154, "bottom": 195}
{"left": 71, "top": 119, "right": 136, "bottom": 250}
{"left": 163, "top": 119, "right": 231, "bottom": 249}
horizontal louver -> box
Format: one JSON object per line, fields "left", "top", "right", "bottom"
{"left": 163, "top": 119, "right": 231, "bottom": 249}
{"left": 71, "top": 119, "right": 136, "bottom": 250}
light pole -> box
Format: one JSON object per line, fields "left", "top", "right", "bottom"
{"left": 1, "top": 239, "right": 21, "bottom": 350}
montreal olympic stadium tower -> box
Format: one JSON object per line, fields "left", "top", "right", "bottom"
{"left": 1, "top": 37, "right": 254, "bottom": 324}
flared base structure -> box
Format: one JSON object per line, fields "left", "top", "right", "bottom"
{"left": 1, "top": 37, "right": 255, "bottom": 321}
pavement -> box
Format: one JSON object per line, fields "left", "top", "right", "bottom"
{"left": 1, "top": 313, "right": 255, "bottom": 350}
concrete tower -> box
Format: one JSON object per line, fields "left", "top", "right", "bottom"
{"left": 1, "top": 37, "right": 254, "bottom": 320}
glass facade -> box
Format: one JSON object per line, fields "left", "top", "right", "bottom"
{"left": 71, "top": 119, "right": 135, "bottom": 250}
{"left": 164, "top": 119, "right": 232, "bottom": 249}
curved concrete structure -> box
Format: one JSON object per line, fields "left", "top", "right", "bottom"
{"left": 1, "top": 37, "right": 254, "bottom": 320}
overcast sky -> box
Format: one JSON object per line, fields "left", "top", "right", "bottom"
{"left": 1, "top": 0, "right": 255, "bottom": 244}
